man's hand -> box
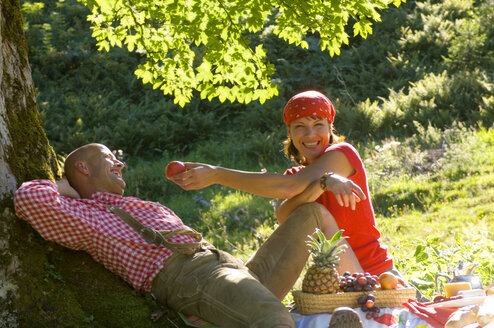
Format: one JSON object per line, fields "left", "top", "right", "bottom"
{"left": 56, "top": 177, "right": 81, "bottom": 199}
{"left": 321, "top": 173, "right": 366, "bottom": 210}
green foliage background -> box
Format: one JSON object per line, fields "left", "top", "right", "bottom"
{"left": 24, "top": 0, "right": 493, "bottom": 159}
{"left": 18, "top": 0, "right": 494, "bottom": 326}
{"left": 79, "top": 0, "right": 404, "bottom": 106}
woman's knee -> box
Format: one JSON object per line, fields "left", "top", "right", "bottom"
{"left": 296, "top": 201, "right": 323, "bottom": 211}
{"left": 303, "top": 203, "right": 340, "bottom": 235}
{"left": 294, "top": 202, "right": 329, "bottom": 219}
{"left": 289, "top": 202, "right": 337, "bottom": 231}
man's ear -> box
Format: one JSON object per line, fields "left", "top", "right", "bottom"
{"left": 74, "top": 161, "right": 89, "bottom": 176}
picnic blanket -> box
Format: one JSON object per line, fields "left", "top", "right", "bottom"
{"left": 180, "top": 306, "right": 434, "bottom": 328}
{"left": 292, "top": 307, "right": 433, "bottom": 328}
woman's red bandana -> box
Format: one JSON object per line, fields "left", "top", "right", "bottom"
{"left": 283, "top": 90, "right": 335, "bottom": 126}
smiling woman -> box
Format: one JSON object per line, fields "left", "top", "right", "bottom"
{"left": 282, "top": 91, "right": 345, "bottom": 168}
{"left": 276, "top": 91, "right": 394, "bottom": 275}
{"left": 287, "top": 117, "right": 332, "bottom": 165}
{"left": 168, "top": 90, "right": 396, "bottom": 277}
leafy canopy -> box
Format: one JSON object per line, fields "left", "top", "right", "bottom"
{"left": 80, "top": 0, "right": 404, "bottom": 106}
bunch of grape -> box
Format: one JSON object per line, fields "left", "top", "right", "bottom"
{"left": 339, "top": 272, "right": 379, "bottom": 292}
{"left": 358, "top": 294, "right": 381, "bottom": 319}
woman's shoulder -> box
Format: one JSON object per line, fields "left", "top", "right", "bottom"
{"left": 326, "top": 142, "right": 359, "bottom": 155}
{"left": 325, "top": 142, "right": 364, "bottom": 169}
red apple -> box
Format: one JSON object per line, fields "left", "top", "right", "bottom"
{"left": 165, "top": 161, "right": 186, "bottom": 179}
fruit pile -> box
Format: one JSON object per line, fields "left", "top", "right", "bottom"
{"left": 337, "top": 271, "right": 405, "bottom": 320}
{"left": 339, "top": 271, "right": 379, "bottom": 292}
{"left": 357, "top": 294, "right": 381, "bottom": 319}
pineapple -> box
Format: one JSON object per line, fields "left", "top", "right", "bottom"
{"left": 302, "top": 229, "right": 347, "bottom": 294}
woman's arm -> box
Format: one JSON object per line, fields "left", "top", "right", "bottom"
{"left": 275, "top": 148, "right": 366, "bottom": 222}
{"left": 170, "top": 151, "right": 365, "bottom": 203}
{"left": 170, "top": 150, "right": 358, "bottom": 199}
{"left": 275, "top": 179, "right": 323, "bottom": 223}
{"left": 169, "top": 163, "right": 308, "bottom": 199}
{"left": 275, "top": 173, "right": 365, "bottom": 222}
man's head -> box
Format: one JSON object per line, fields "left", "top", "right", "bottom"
{"left": 64, "top": 143, "right": 126, "bottom": 198}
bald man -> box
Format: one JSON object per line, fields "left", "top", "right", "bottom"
{"left": 15, "top": 143, "right": 363, "bottom": 328}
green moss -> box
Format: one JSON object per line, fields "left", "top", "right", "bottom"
{"left": 1, "top": 2, "right": 183, "bottom": 327}
{"left": 6, "top": 99, "right": 60, "bottom": 183}
{"left": 3, "top": 200, "right": 186, "bottom": 328}
{"left": 2, "top": 0, "right": 60, "bottom": 184}
{"left": 1, "top": 0, "right": 29, "bottom": 66}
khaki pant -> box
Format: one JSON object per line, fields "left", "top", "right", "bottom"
{"left": 151, "top": 202, "right": 324, "bottom": 328}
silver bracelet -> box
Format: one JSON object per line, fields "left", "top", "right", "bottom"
{"left": 319, "top": 172, "right": 334, "bottom": 191}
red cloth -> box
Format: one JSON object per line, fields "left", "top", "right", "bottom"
{"left": 14, "top": 179, "right": 198, "bottom": 293}
{"left": 284, "top": 142, "right": 394, "bottom": 275}
{"left": 283, "top": 90, "right": 335, "bottom": 125}
{"left": 403, "top": 300, "right": 457, "bottom": 328}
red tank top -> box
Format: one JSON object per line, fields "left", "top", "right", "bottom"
{"left": 284, "top": 142, "right": 393, "bottom": 275}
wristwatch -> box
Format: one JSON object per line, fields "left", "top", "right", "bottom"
{"left": 319, "top": 172, "right": 334, "bottom": 191}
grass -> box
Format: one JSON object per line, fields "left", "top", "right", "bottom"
{"left": 122, "top": 125, "right": 494, "bottom": 301}
{"left": 369, "top": 126, "right": 494, "bottom": 297}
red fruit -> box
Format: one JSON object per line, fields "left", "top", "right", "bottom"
{"left": 165, "top": 161, "right": 186, "bottom": 178}
{"left": 366, "top": 299, "right": 375, "bottom": 309}
{"left": 358, "top": 277, "right": 367, "bottom": 286}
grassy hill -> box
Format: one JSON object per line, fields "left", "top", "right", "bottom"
{"left": 121, "top": 124, "right": 494, "bottom": 301}
{"left": 20, "top": 0, "right": 494, "bottom": 320}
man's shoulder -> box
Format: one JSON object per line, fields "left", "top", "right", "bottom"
{"left": 17, "top": 179, "right": 56, "bottom": 189}
{"left": 15, "top": 179, "right": 56, "bottom": 199}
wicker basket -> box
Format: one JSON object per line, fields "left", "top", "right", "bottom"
{"left": 293, "top": 288, "right": 416, "bottom": 315}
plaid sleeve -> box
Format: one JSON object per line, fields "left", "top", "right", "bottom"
{"left": 14, "top": 180, "right": 92, "bottom": 250}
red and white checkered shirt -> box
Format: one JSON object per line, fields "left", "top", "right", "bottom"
{"left": 14, "top": 179, "right": 199, "bottom": 293}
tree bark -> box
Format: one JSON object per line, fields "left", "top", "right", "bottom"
{"left": 1, "top": 0, "right": 60, "bottom": 324}
{"left": 0, "top": 1, "right": 181, "bottom": 326}
{"left": 0, "top": 0, "right": 59, "bottom": 198}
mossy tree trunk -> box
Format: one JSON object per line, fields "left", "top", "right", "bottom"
{"left": 0, "top": 0, "right": 183, "bottom": 327}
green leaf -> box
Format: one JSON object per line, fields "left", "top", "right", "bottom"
{"left": 94, "top": 0, "right": 113, "bottom": 14}
{"left": 196, "top": 62, "right": 213, "bottom": 82}
{"left": 328, "top": 230, "right": 344, "bottom": 244}
{"left": 97, "top": 40, "right": 110, "bottom": 52}
{"left": 82, "top": 0, "right": 402, "bottom": 106}
{"left": 393, "top": 0, "right": 404, "bottom": 7}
